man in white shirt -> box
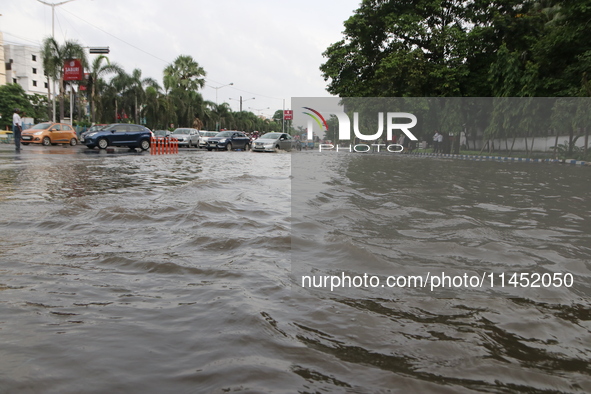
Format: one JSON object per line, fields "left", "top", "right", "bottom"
{"left": 433, "top": 131, "right": 440, "bottom": 153}
{"left": 13, "top": 108, "right": 22, "bottom": 152}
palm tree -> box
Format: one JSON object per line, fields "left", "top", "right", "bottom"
{"left": 162, "top": 55, "right": 207, "bottom": 128}
{"left": 163, "top": 55, "right": 206, "bottom": 92}
{"left": 41, "top": 37, "right": 87, "bottom": 122}
{"left": 198, "top": 99, "right": 217, "bottom": 130}
{"left": 128, "top": 68, "right": 159, "bottom": 124}
{"left": 143, "top": 85, "right": 175, "bottom": 130}
{"left": 212, "top": 102, "right": 233, "bottom": 131}
{"left": 87, "top": 55, "right": 122, "bottom": 123}
{"left": 105, "top": 71, "right": 134, "bottom": 123}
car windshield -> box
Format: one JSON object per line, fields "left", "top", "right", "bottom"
{"left": 173, "top": 129, "right": 192, "bottom": 135}
{"left": 205, "top": 132, "right": 217, "bottom": 137}
{"left": 32, "top": 123, "right": 52, "bottom": 129}
{"left": 216, "top": 131, "right": 234, "bottom": 137}
{"left": 89, "top": 125, "right": 107, "bottom": 132}
{"left": 154, "top": 130, "right": 168, "bottom": 136}
{"left": 260, "top": 133, "right": 281, "bottom": 139}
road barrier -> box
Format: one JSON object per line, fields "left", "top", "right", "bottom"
{"left": 151, "top": 136, "right": 179, "bottom": 155}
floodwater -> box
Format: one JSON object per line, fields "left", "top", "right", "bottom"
{"left": 0, "top": 145, "right": 590, "bottom": 393}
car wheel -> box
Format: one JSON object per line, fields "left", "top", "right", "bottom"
{"left": 244, "top": 143, "right": 251, "bottom": 151}
{"left": 42, "top": 137, "right": 51, "bottom": 146}
{"left": 98, "top": 138, "right": 109, "bottom": 149}
{"left": 275, "top": 144, "right": 281, "bottom": 152}
{"left": 70, "top": 138, "right": 77, "bottom": 146}
{"left": 226, "top": 142, "right": 233, "bottom": 151}
{"left": 140, "top": 139, "right": 150, "bottom": 151}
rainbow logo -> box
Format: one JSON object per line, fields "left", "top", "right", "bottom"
{"left": 302, "top": 107, "right": 329, "bottom": 133}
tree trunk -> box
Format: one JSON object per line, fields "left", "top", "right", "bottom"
{"left": 553, "top": 130, "right": 559, "bottom": 159}
{"left": 91, "top": 82, "right": 96, "bottom": 123}
{"left": 509, "top": 137, "right": 516, "bottom": 157}
{"left": 59, "top": 78, "right": 65, "bottom": 123}
{"left": 479, "top": 139, "right": 489, "bottom": 154}
{"left": 135, "top": 95, "right": 139, "bottom": 124}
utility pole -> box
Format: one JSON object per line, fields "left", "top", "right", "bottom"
{"left": 230, "top": 96, "right": 254, "bottom": 112}
{"left": 36, "top": 0, "right": 79, "bottom": 122}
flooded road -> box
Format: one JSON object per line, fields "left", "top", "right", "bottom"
{"left": 1, "top": 145, "right": 590, "bottom": 393}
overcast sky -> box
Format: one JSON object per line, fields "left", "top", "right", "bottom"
{"left": 1, "top": 0, "right": 360, "bottom": 118}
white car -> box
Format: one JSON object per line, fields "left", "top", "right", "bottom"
{"left": 252, "top": 132, "right": 300, "bottom": 152}
{"left": 198, "top": 131, "right": 218, "bottom": 148}
{"left": 171, "top": 128, "right": 200, "bottom": 147}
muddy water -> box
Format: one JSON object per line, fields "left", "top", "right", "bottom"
{"left": 1, "top": 146, "right": 590, "bottom": 393}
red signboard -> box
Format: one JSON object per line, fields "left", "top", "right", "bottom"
{"left": 283, "top": 110, "right": 293, "bottom": 120}
{"left": 63, "top": 59, "right": 84, "bottom": 81}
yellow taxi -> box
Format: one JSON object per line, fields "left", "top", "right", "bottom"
{"left": 21, "top": 122, "right": 79, "bottom": 146}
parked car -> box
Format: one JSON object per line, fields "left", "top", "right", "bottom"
{"left": 84, "top": 123, "right": 153, "bottom": 151}
{"left": 153, "top": 130, "right": 171, "bottom": 139}
{"left": 20, "top": 122, "right": 79, "bottom": 146}
{"left": 206, "top": 131, "right": 251, "bottom": 151}
{"left": 80, "top": 124, "right": 108, "bottom": 143}
{"left": 171, "top": 128, "right": 200, "bottom": 147}
{"left": 198, "top": 131, "right": 218, "bottom": 148}
{"left": 252, "top": 132, "right": 299, "bottom": 152}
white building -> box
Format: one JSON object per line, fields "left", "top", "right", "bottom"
{"left": 3, "top": 43, "right": 49, "bottom": 97}
{"left": 0, "top": 32, "right": 6, "bottom": 86}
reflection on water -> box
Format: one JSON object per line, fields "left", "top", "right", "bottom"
{"left": 0, "top": 147, "right": 590, "bottom": 392}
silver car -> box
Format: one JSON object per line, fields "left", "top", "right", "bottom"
{"left": 198, "top": 131, "right": 218, "bottom": 148}
{"left": 252, "top": 132, "right": 300, "bottom": 152}
{"left": 171, "top": 128, "right": 200, "bottom": 147}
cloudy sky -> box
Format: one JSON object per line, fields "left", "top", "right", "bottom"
{"left": 2, "top": 0, "right": 360, "bottom": 118}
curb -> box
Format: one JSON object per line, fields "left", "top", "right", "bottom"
{"left": 409, "top": 152, "right": 589, "bottom": 166}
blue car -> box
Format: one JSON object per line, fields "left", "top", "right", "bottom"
{"left": 84, "top": 123, "right": 153, "bottom": 151}
{"left": 205, "top": 130, "right": 251, "bottom": 151}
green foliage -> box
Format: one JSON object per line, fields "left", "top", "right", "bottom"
{"left": 0, "top": 84, "right": 47, "bottom": 129}
{"left": 321, "top": 0, "right": 591, "bottom": 99}
{"left": 321, "top": 0, "right": 478, "bottom": 97}
{"left": 163, "top": 55, "right": 206, "bottom": 92}
{"left": 552, "top": 136, "right": 590, "bottom": 160}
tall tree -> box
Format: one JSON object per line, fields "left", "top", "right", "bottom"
{"left": 87, "top": 55, "right": 122, "bottom": 123}
{"left": 320, "top": 0, "right": 475, "bottom": 97}
{"left": 163, "top": 55, "right": 207, "bottom": 128}
{"left": 321, "top": 0, "right": 591, "bottom": 98}
{"left": 0, "top": 84, "right": 36, "bottom": 129}
{"left": 41, "top": 37, "right": 87, "bottom": 122}
{"left": 128, "top": 68, "right": 159, "bottom": 124}
{"left": 163, "top": 55, "right": 206, "bottom": 92}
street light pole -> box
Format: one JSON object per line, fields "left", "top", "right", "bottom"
{"left": 209, "top": 82, "right": 233, "bottom": 131}
{"left": 36, "top": 0, "right": 79, "bottom": 123}
{"left": 249, "top": 107, "right": 270, "bottom": 117}
{"left": 37, "top": 0, "right": 78, "bottom": 37}
{"left": 210, "top": 82, "right": 233, "bottom": 105}
{"left": 229, "top": 96, "right": 255, "bottom": 112}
